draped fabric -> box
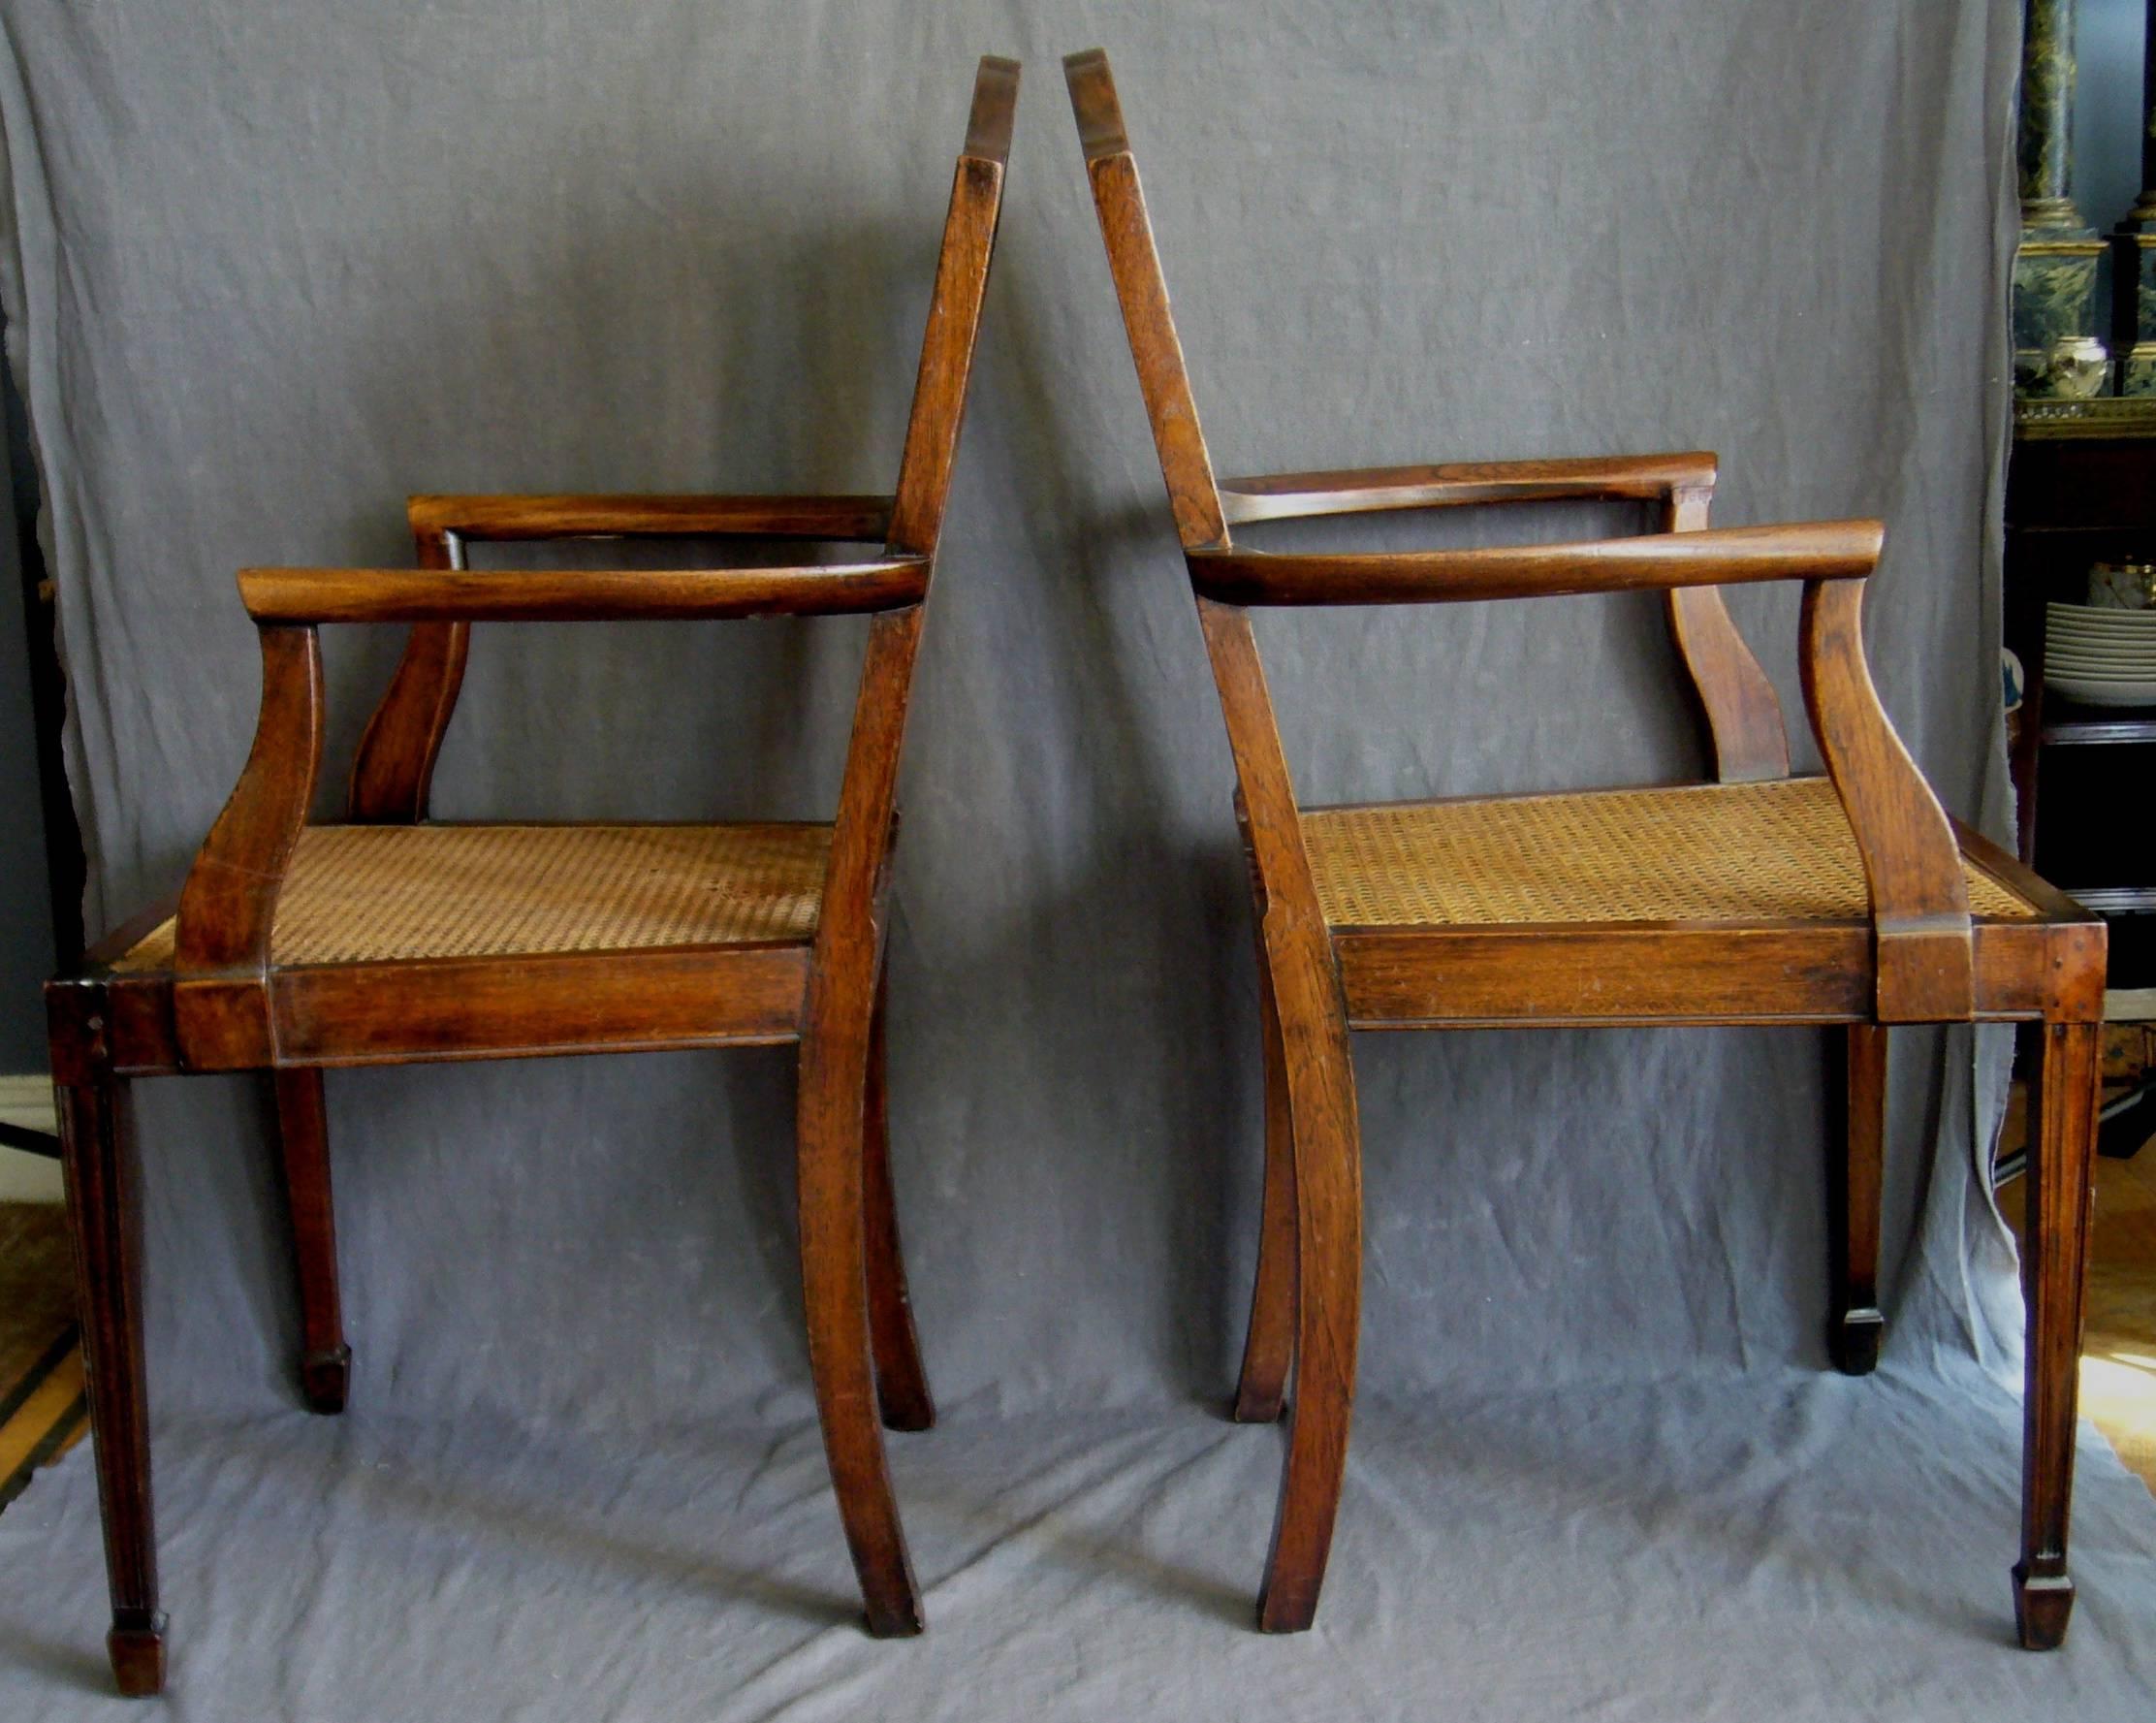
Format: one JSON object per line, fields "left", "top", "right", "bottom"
{"left": 2, "top": 4, "right": 2150, "bottom": 1716}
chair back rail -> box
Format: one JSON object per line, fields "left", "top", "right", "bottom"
{"left": 1219, "top": 451, "right": 1718, "bottom": 524}
{"left": 407, "top": 494, "right": 894, "bottom": 542}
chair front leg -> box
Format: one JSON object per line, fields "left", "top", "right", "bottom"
{"left": 2014, "top": 1017, "right": 2100, "bottom": 1650}
{"left": 1254, "top": 925, "right": 1362, "bottom": 1634}
{"left": 798, "top": 1014, "right": 924, "bottom": 1636}
{"left": 58, "top": 1062, "right": 165, "bottom": 1697}
{"left": 1233, "top": 944, "right": 1297, "bottom": 1424}
{"left": 270, "top": 1069, "right": 351, "bottom": 1413}
{"left": 1827, "top": 1025, "right": 1886, "bottom": 1374}
{"left": 862, "top": 973, "right": 935, "bottom": 1433}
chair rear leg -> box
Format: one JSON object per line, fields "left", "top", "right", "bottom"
{"left": 1255, "top": 937, "right": 1362, "bottom": 1634}
{"left": 799, "top": 1021, "right": 925, "bottom": 1637}
{"left": 1233, "top": 952, "right": 1296, "bottom": 1423}
{"left": 1827, "top": 1024, "right": 1886, "bottom": 1375}
{"left": 862, "top": 973, "right": 935, "bottom": 1432}
{"left": 270, "top": 1069, "right": 350, "bottom": 1413}
{"left": 58, "top": 1061, "right": 165, "bottom": 1696}
{"left": 2014, "top": 1018, "right": 2100, "bottom": 1650}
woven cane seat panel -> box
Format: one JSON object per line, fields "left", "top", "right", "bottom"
{"left": 115, "top": 822, "right": 831, "bottom": 970}
{"left": 1300, "top": 777, "right": 2035, "bottom": 929}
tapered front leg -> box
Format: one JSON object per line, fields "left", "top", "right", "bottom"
{"left": 270, "top": 1069, "right": 350, "bottom": 1413}
{"left": 58, "top": 1061, "right": 165, "bottom": 1697}
{"left": 1828, "top": 1025, "right": 1886, "bottom": 1374}
{"left": 799, "top": 1020, "right": 924, "bottom": 1637}
{"left": 1254, "top": 927, "right": 1362, "bottom": 1634}
{"left": 862, "top": 973, "right": 935, "bottom": 1433}
{"left": 1233, "top": 945, "right": 1296, "bottom": 1424}
{"left": 2014, "top": 1018, "right": 2100, "bottom": 1650}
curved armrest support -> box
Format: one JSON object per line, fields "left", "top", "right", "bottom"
{"left": 351, "top": 519, "right": 464, "bottom": 823}
{"left": 239, "top": 557, "right": 930, "bottom": 623}
{"left": 1219, "top": 451, "right": 1720, "bottom": 526}
{"left": 1662, "top": 483, "right": 1791, "bottom": 782}
{"left": 1800, "top": 578, "right": 1973, "bottom": 1021}
{"left": 173, "top": 624, "right": 325, "bottom": 1064}
{"left": 406, "top": 493, "right": 896, "bottom": 545}
{"left": 1187, "top": 520, "right": 1882, "bottom": 606}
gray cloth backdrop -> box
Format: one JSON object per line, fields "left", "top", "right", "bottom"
{"left": 3, "top": 2, "right": 2152, "bottom": 1717}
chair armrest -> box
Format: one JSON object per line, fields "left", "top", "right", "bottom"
{"left": 1218, "top": 452, "right": 1718, "bottom": 526}
{"left": 1186, "top": 520, "right": 1881, "bottom": 606}
{"left": 238, "top": 557, "right": 931, "bottom": 623}
{"left": 407, "top": 493, "right": 895, "bottom": 544}
{"left": 1800, "top": 580, "right": 1973, "bottom": 1021}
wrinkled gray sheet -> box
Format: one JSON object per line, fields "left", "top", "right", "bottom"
{"left": 2, "top": 1, "right": 2151, "bottom": 1716}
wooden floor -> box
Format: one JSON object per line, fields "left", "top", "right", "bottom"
{"left": 0, "top": 1201, "right": 87, "bottom": 1510}
{"left": 2002, "top": 1133, "right": 2156, "bottom": 1492}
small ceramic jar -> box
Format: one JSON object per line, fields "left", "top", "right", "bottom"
{"left": 2047, "top": 336, "right": 2113, "bottom": 399}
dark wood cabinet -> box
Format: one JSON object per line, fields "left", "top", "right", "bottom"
{"left": 2005, "top": 400, "right": 2156, "bottom": 1008}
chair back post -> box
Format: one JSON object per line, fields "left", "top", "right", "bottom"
{"left": 816, "top": 55, "right": 1018, "bottom": 1005}
{"left": 1063, "top": 50, "right": 1228, "bottom": 554}
{"left": 885, "top": 56, "right": 1018, "bottom": 559}
{"left": 1065, "top": 50, "right": 1339, "bottom": 995}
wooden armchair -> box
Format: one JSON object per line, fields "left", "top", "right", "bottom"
{"left": 1064, "top": 48, "right": 2104, "bottom": 1648}
{"left": 47, "top": 54, "right": 1019, "bottom": 1696}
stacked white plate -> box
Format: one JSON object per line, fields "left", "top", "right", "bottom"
{"left": 2045, "top": 602, "right": 2156, "bottom": 708}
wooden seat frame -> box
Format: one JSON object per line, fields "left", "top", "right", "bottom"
{"left": 1064, "top": 48, "right": 2103, "bottom": 1648}
{"left": 47, "top": 55, "right": 1019, "bottom": 1696}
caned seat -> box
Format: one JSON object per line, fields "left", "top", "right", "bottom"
{"left": 113, "top": 822, "right": 832, "bottom": 970}
{"left": 1301, "top": 778, "right": 2039, "bottom": 930}
{"left": 48, "top": 55, "right": 1020, "bottom": 1695}
{"left": 1067, "top": 47, "right": 2104, "bottom": 1651}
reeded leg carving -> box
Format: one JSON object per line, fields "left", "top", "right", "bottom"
{"left": 58, "top": 1057, "right": 166, "bottom": 1697}
{"left": 1254, "top": 931, "right": 1362, "bottom": 1635}
{"left": 862, "top": 973, "right": 935, "bottom": 1433}
{"left": 1233, "top": 947, "right": 1296, "bottom": 1424}
{"left": 2014, "top": 1018, "right": 2099, "bottom": 1650}
{"left": 799, "top": 1020, "right": 924, "bottom": 1637}
{"left": 1828, "top": 1024, "right": 1886, "bottom": 1375}
{"left": 270, "top": 1069, "right": 350, "bottom": 1414}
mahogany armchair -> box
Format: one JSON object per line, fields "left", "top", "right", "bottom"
{"left": 47, "top": 54, "right": 1018, "bottom": 1695}
{"left": 1065, "top": 49, "right": 2103, "bottom": 1648}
